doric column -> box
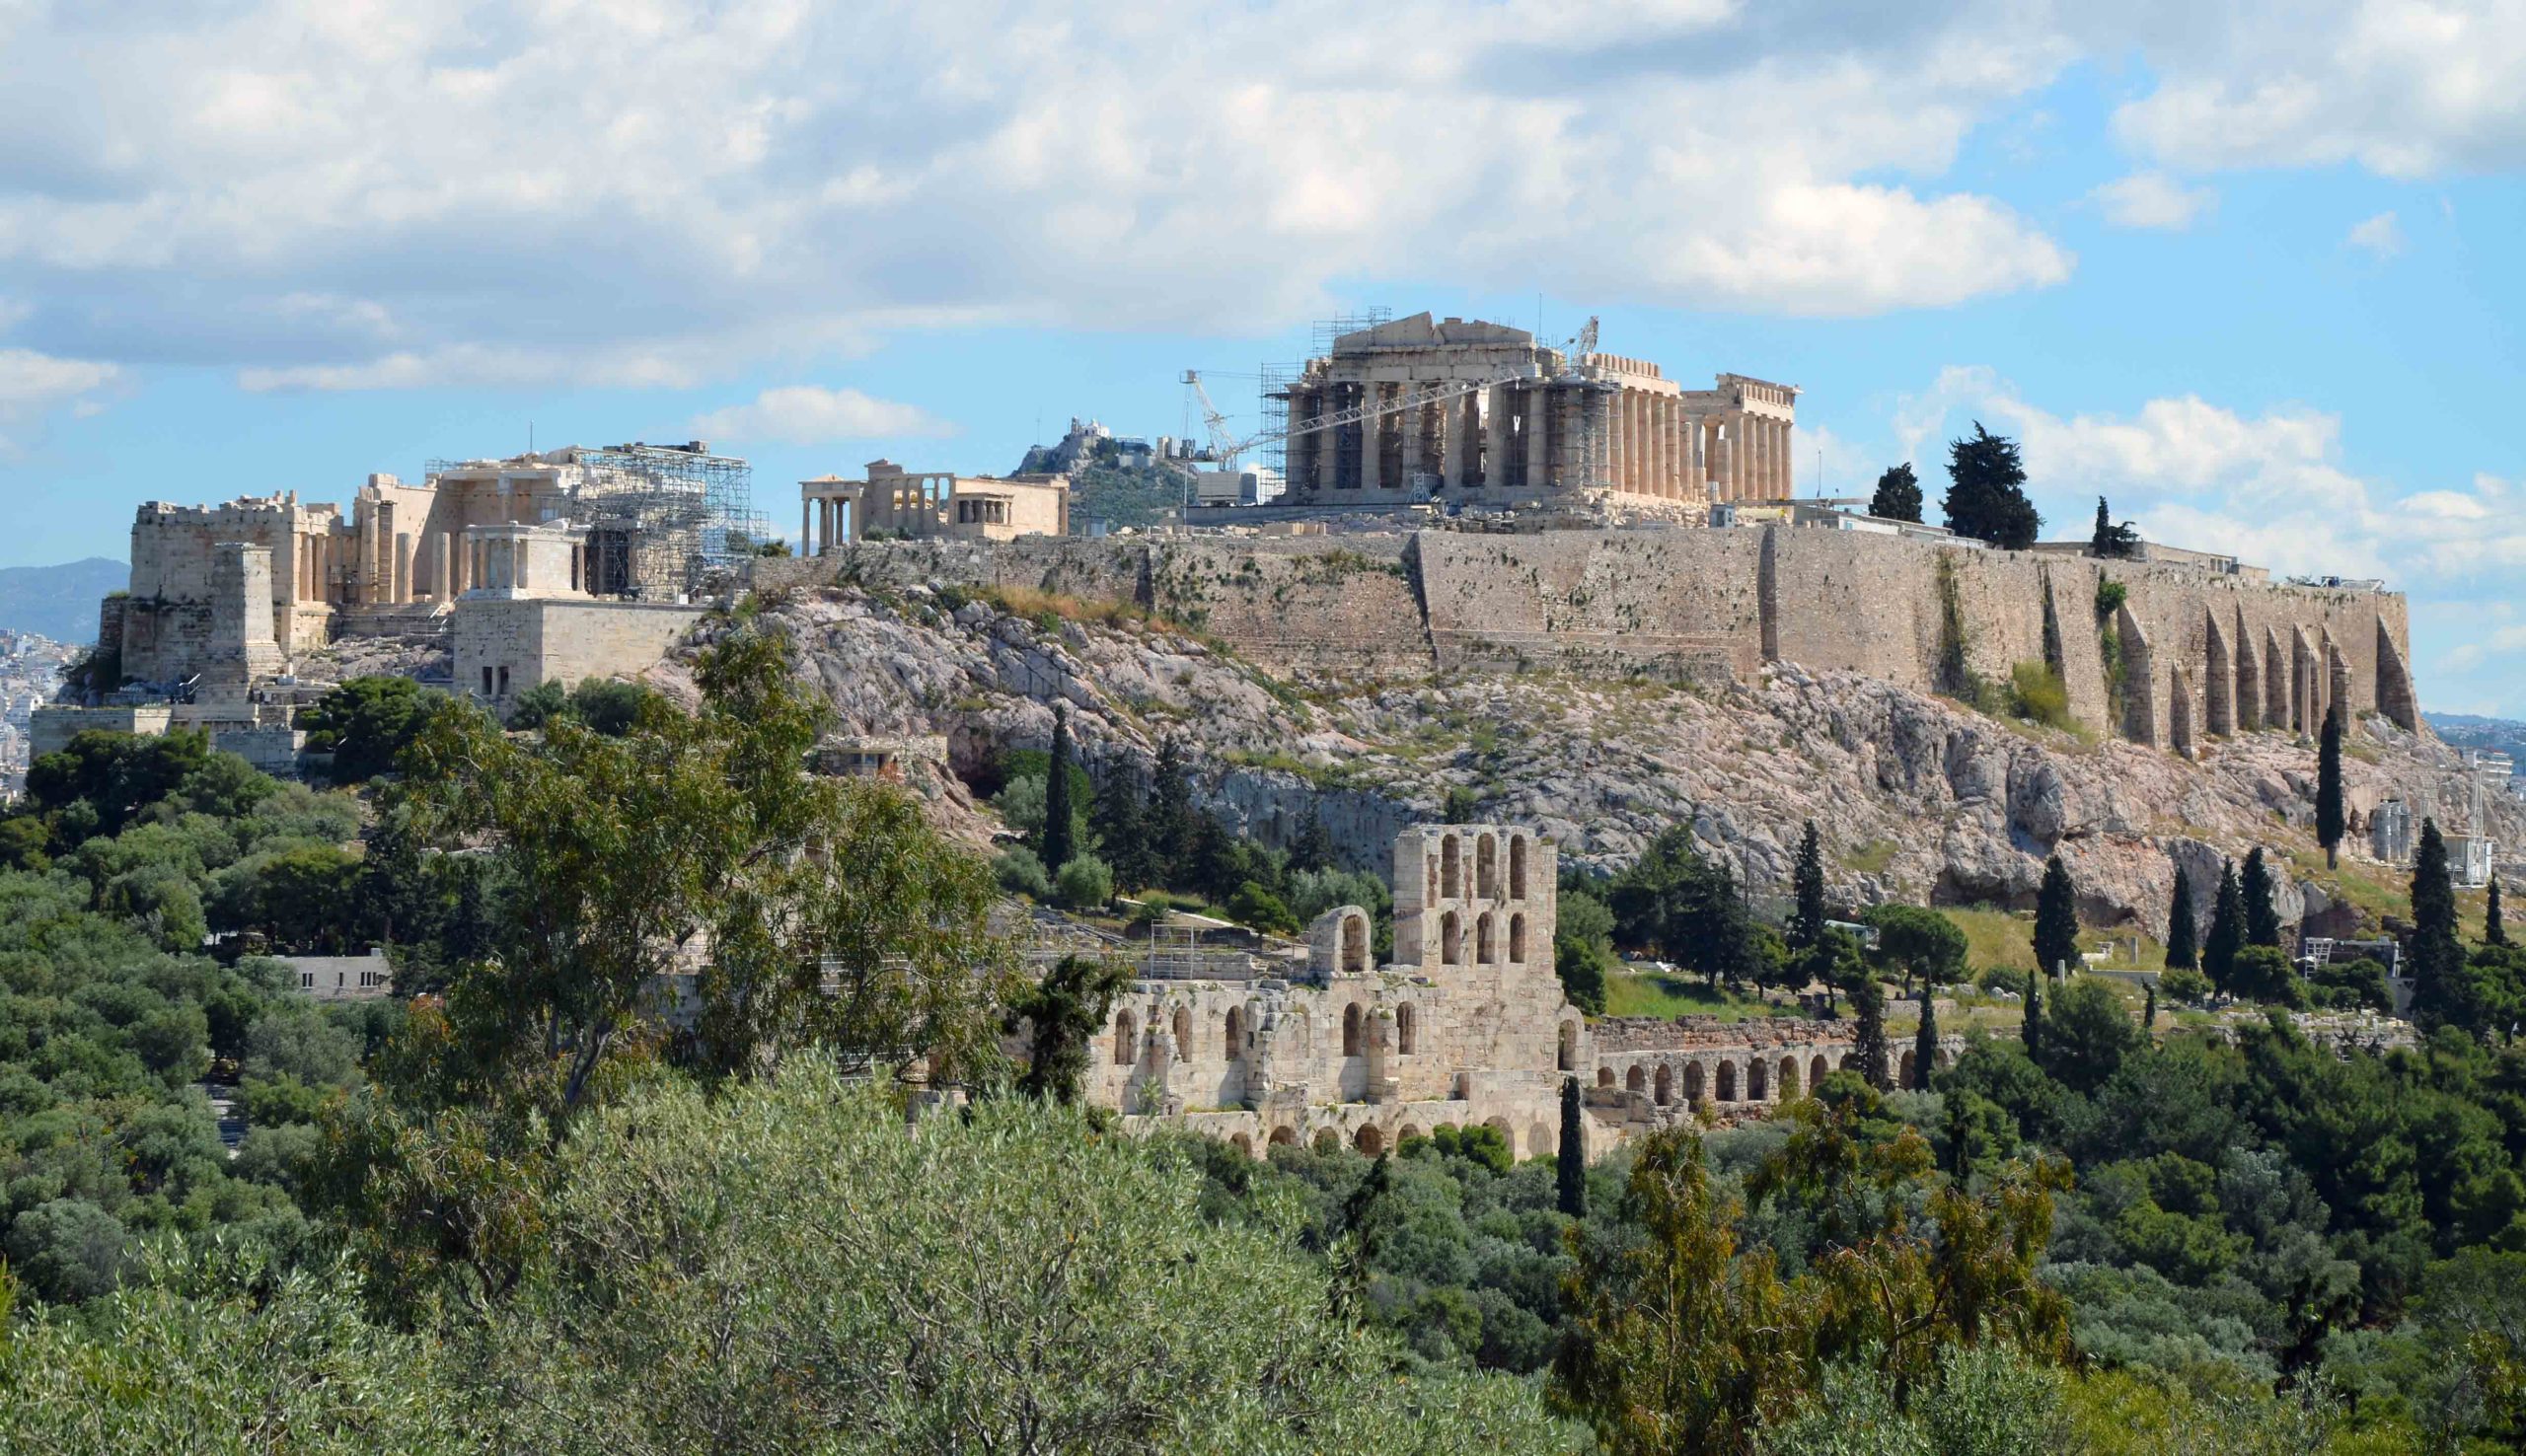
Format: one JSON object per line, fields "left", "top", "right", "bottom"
{"left": 1361, "top": 386, "right": 1385, "bottom": 494}
{"left": 1658, "top": 397, "right": 1676, "bottom": 498}
{"left": 1603, "top": 389, "right": 1624, "bottom": 492}
{"left": 1449, "top": 391, "right": 1477, "bottom": 489}
{"left": 1525, "top": 387, "right": 1550, "bottom": 490}
{"left": 1483, "top": 385, "right": 1511, "bottom": 490}
{"left": 801, "top": 499, "right": 811, "bottom": 552}
{"left": 1285, "top": 388, "right": 1310, "bottom": 493}
{"left": 1316, "top": 389, "right": 1340, "bottom": 490}
{"left": 1400, "top": 391, "right": 1425, "bottom": 485}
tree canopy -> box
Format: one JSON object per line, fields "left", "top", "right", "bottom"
{"left": 1942, "top": 423, "right": 2041, "bottom": 550}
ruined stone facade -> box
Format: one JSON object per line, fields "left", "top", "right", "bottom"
{"left": 1099, "top": 822, "right": 1926, "bottom": 1160}
{"left": 1273, "top": 313, "right": 1795, "bottom": 515}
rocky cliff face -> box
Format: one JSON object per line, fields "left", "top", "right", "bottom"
{"left": 658, "top": 583, "right": 2518, "bottom": 941}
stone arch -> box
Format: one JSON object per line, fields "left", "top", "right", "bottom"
{"left": 1778, "top": 1056, "right": 1800, "bottom": 1100}
{"left": 1510, "top": 835, "right": 1528, "bottom": 899}
{"left": 1225, "top": 1005, "right": 1246, "bottom": 1057}
{"left": 1441, "top": 834, "right": 1461, "bottom": 898}
{"left": 1811, "top": 1054, "right": 1829, "bottom": 1088}
{"left": 1230, "top": 1132, "right": 1254, "bottom": 1158}
{"left": 1509, "top": 912, "right": 1527, "bottom": 964}
{"left": 1397, "top": 1002, "right": 1418, "bottom": 1056}
{"left": 1597, "top": 1066, "right": 1616, "bottom": 1088}
{"left": 1717, "top": 1060, "right": 1739, "bottom": 1102}
{"left": 1837, "top": 1051, "right": 1854, "bottom": 1070}
{"left": 1476, "top": 912, "right": 1496, "bottom": 965}
{"left": 1342, "top": 1002, "right": 1364, "bottom": 1057}
{"left": 1268, "top": 1126, "right": 1298, "bottom": 1148}
{"left": 1172, "top": 1004, "right": 1193, "bottom": 1061}
{"left": 1748, "top": 1057, "right": 1769, "bottom": 1101}
{"left": 1625, "top": 1064, "right": 1646, "bottom": 1096}
{"left": 1654, "top": 1063, "right": 1672, "bottom": 1105}
{"left": 1441, "top": 911, "right": 1462, "bottom": 965}
{"left": 1898, "top": 1048, "right": 1918, "bottom": 1086}
{"left": 1397, "top": 1123, "right": 1424, "bottom": 1146}
{"left": 1477, "top": 834, "right": 1499, "bottom": 899}
{"left": 1485, "top": 1116, "right": 1514, "bottom": 1152}
{"left": 1684, "top": 1061, "right": 1706, "bottom": 1104}
{"left": 1557, "top": 1020, "right": 1579, "bottom": 1072}
{"left": 1341, "top": 911, "right": 1369, "bottom": 975}
{"left": 1312, "top": 1128, "right": 1340, "bottom": 1154}
{"left": 1113, "top": 1009, "right": 1138, "bottom": 1065}
{"left": 1530, "top": 1122, "right": 1553, "bottom": 1159}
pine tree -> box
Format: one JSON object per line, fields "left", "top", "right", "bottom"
{"left": 2034, "top": 854, "right": 2080, "bottom": 978}
{"left": 1557, "top": 1076, "right": 1588, "bottom": 1219}
{"left": 1942, "top": 422, "right": 2042, "bottom": 549}
{"left": 2489, "top": 877, "right": 2508, "bottom": 948}
{"left": 1289, "top": 807, "right": 1334, "bottom": 875}
{"left": 2242, "top": 846, "right": 2281, "bottom": 949}
{"left": 2410, "top": 819, "right": 2467, "bottom": 1031}
{"left": 1791, "top": 821, "right": 1827, "bottom": 951}
{"left": 1148, "top": 736, "right": 1194, "bottom": 878}
{"left": 1042, "top": 703, "right": 1076, "bottom": 873}
{"left": 2204, "top": 861, "right": 2245, "bottom": 993}
{"left": 2316, "top": 707, "right": 2346, "bottom": 868}
{"left": 1090, "top": 767, "right": 1152, "bottom": 892}
{"left": 2165, "top": 864, "right": 2199, "bottom": 971}
{"left": 2023, "top": 971, "right": 2043, "bottom": 1059}
{"left": 1869, "top": 463, "right": 1923, "bottom": 523}
{"left": 2091, "top": 497, "right": 2114, "bottom": 554}
{"left": 1911, "top": 990, "right": 1937, "bottom": 1092}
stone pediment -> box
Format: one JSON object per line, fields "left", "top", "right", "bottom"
{"left": 1335, "top": 312, "right": 1534, "bottom": 353}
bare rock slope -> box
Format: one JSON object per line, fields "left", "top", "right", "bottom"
{"left": 659, "top": 584, "right": 2516, "bottom": 939}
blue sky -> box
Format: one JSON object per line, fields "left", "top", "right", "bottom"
{"left": 2, "top": 2, "right": 2522, "bottom": 712}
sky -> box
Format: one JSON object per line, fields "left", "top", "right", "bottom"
{"left": 1, "top": 0, "right": 2522, "bottom": 712}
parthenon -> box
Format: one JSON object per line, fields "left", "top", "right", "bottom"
{"left": 1273, "top": 313, "right": 1797, "bottom": 513}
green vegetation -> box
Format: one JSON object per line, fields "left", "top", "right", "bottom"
{"left": 1601, "top": 970, "right": 1780, "bottom": 1021}
{"left": 1868, "top": 462, "right": 1923, "bottom": 523}
{"left": 2008, "top": 659, "right": 2078, "bottom": 733}
{"left": 1942, "top": 421, "right": 2041, "bottom": 549}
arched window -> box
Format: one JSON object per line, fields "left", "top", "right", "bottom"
{"left": 1172, "top": 1005, "right": 1192, "bottom": 1061}
{"left": 1396, "top": 1003, "right": 1417, "bottom": 1055}
{"left": 1477, "top": 835, "right": 1498, "bottom": 899}
{"left": 1225, "top": 1006, "right": 1246, "bottom": 1057}
{"left": 1748, "top": 1059, "right": 1768, "bottom": 1101}
{"left": 1342, "top": 1003, "right": 1363, "bottom": 1057}
{"left": 1230, "top": 1132, "right": 1253, "bottom": 1158}
{"left": 1476, "top": 913, "right": 1495, "bottom": 965}
{"left": 1717, "top": 1060, "right": 1739, "bottom": 1101}
{"left": 1557, "top": 1021, "right": 1579, "bottom": 1072}
{"left": 1530, "top": 1122, "right": 1553, "bottom": 1159}
{"left": 1625, "top": 1064, "right": 1645, "bottom": 1095}
{"left": 1269, "top": 1126, "right": 1298, "bottom": 1148}
{"left": 1597, "top": 1066, "right": 1615, "bottom": 1088}
{"left": 1441, "top": 835, "right": 1461, "bottom": 898}
{"left": 1312, "top": 1128, "right": 1339, "bottom": 1154}
{"left": 1779, "top": 1056, "right": 1800, "bottom": 1099}
{"left": 1509, "top": 836, "right": 1527, "bottom": 899}
{"left": 1899, "top": 1049, "right": 1917, "bottom": 1087}
{"left": 1653, "top": 1064, "right": 1672, "bottom": 1105}
{"left": 1509, "top": 912, "right": 1526, "bottom": 964}
{"left": 1441, "top": 911, "right": 1462, "bottom": 965}
{"left": 1355, "top": 1124, "right": 1385, "bottom": 1156}
{"left": 1342, "top": 912, "right": 1368, "bottom": 975}
{"left": 1684, "top": 1062, "right": 1705, "bottom": 1103}
{"left": 1113, "top": 1010, "right": 1138, "bottom": 1066}
{"left": 1811, "top": 1054, "right": 1829, "bottom": 1089}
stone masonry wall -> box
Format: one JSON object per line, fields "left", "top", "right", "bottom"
{"left": 453, "top": 599, "right": 706, "bottom": 704}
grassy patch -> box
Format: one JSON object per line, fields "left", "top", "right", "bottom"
{"left": 1945, "top": 906, "right": 2038, "bottom": 973}
{"left": 1602, "top": 972, "right": 1783, "bottom": 1022}
{"left": 1840, "top": 838, "right": 1898, "bottom": 875}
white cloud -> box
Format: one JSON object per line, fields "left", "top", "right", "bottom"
{"left": 0, "top": 347, "right": 121, "bottom": 454}
{"left": 2345, "top": 210, "right": 2405, "bottom": 258}
{"left": 2108, "top": 1, "right": 2526, "bottom": 178}
{"left": 689, "top": 386, "right": 953, "bottom": 446}
{"left": 2087, "top": 171, "right": 2216, "bottom": 230}
{"left": 0, "top": 0, "right": 2088, "bottom": 392}
{"left": 1890, "top": 371, "right": 2526, "bottom": 711}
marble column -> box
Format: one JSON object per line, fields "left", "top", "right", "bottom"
{"left": 801, "top": 500, "right": 812, "bottom": 553}
{"left": 1449, "top": 391, "right": 1478, "bottom": 489}
{"left": 1779, "top": 418, "right": 1795, "bottom": 498}
{"left": 1316, "top": 390, "right": 1340, "bottom": 490}
{"left": 1483, "top": 385, "right": 1511, "bottom": 490}
{"left": 1286, "top": 389, "right": 1310, "bottom": 492}
{"left": 1361, "top": 387, "right": 1385, "bottom": 494}
{"left": 1604, "top": 391, "right": 1624, "bottom": 492}
{"left": 1400, "top": 392, "right": 1425, "bottom": 485}
{"left": 1658, "top": 397, "right": 1676, "bottom": 498}
{"left": 1524, "top": 387, "right": 1550, "bottom": 491}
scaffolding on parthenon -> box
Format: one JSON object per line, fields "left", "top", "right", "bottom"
{"left": 429, "top": 442, "right": 764, "bottom": 602}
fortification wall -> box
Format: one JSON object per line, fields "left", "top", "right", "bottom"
{"left": 453, "top": 599, "right": 706, "bottom": 704}
{"left": 755, "top": 527, "right": 2419, "bottom": 744}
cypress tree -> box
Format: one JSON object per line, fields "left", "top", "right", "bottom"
{"left": 2023, "top": 971, "right": 2043, "bottom": 1059}
{"left": 1289, "top": 807, "right": 1334, "bottom": 875}
{"left": 2410, "top": 819, "right": 2466, "bottom": 1030}
{"left": 2489, "top": 877, "right": 2508, "bottom": 949}
{"left": 1791, "top": 821, "right": 1827, "bottom": 951}
{"left": 1090, "top": 767, "right": 1152, "bottom": 893}
{"left": 1148, "top": 736, "right": 1193, "bottom": 877}
{"left": 1911, "top": 990, "right": 1938, "bottom": 1092}
{"left": 1869, "top": 464, "right": 1923, "bottom": 524}
{"left": 2165, "top": 864, "right": 2198, "bottom": 971}
{"left": 2204, "top": 862, "right": 2245, "bottom": 993}
{"left": 2143, "top": 982, "right": 2158, "bottom": 1032}
{"left": 2242, "top": 846, "right": 2282, "bottom": 949}
{"left": 1557, "top": 1076, "right": 1587, "bottom": 1218}
{"left": 2034, "top": 854, "right": 2080, "bottom": 978}
{"left": 2316, "top": 707, "right": 2346, "bottom": 868}
{"left": 1042, "top": 703, "right": 1075, "bottom": 873}
{"left": 2091, "top": 497, "right": 2114, "bottom": 554}
{"left": 1852, "top": 973, "right": 1891, "bottom": 1092}
{"left": 1943, "top": 422, "right": 2042, "bottom": 549}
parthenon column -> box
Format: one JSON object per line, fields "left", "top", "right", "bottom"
{"left": 1483, "top": 386, "right": 1510, "bottom": 490}
{"left": 1361, "top": 388, "right": 1385, "bottom": 494}
{"left": 1449, "top": 392, "right": 1477, "bottom": 489}
{"left": 1604, "top": 391, "right": 1624, "bottom": 492}
{"left": 1660, "top": 398, "right": 1677, "bottom": 498}
{"left": 1315, "top": 389, "right": 1340, "bottom": 490}
{"left": 1632, "top": 394, "right": 1649, "bottom": 494}
{"left": 1775, "top": 417, "right": 1793, "bottom": 498}
{"left": 1524, "top": 387, "right": 1550, "bottom": 490}
{"left": 1400, "top": 393, "right": 1425, "bottom": 485}
{"left": 1286, "top": 389, "right": 1310, "bottom": 493}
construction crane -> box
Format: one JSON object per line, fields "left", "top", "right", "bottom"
{"left": 1180, "top": 371, "right": 1246, "bottom": 468}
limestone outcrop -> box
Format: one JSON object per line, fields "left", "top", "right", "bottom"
{"left": 659, "top": 583, "right": 2518, "bottom": 940}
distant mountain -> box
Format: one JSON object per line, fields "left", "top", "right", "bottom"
{"left": 0, "top": 557, "right": 125, "bottom": 646}
{"left": 2429, "top": 712, "right": 2526, "bottom": 761}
